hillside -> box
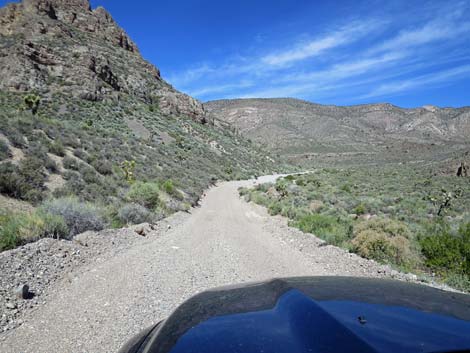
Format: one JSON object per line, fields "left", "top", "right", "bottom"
{"left": 0, "top": 0, "right": 278, "bottom": 250}
{"left": 205, "top": 98, "right": 470, "bottom": 166}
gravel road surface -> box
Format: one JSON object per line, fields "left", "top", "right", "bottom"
{"left": 0, "top": 176, "right": 433, "bottom": 353}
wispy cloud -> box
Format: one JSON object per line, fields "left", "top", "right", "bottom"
{"left": 361, "top": 64, "right": 470, "bottom": 99}
{"left": 260, "top": 21, "right": 380, "bottom": 67}
{"left": 167, "top": 0, "right": 470, "bottom": 105}
{"left": 188, "top": 81, "right": 254, "bottom": 97}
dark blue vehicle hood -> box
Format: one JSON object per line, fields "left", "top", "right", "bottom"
{"left": 119, "top": 277, "right": 470, "bottom": 353}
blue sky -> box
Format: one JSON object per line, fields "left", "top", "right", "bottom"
{"left": 2, "top": 0, "right": 470, "bottom": 107}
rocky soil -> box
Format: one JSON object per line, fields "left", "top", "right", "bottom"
{"left": 0, "top": 219, "right": 176, "bottom": 334}
{"left": 0, "top": 176, "right": 456, "bottom": 353}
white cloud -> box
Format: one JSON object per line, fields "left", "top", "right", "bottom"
{"left": 361, "top": 64, "right": 470, "bottom": 98}
{"left": 261, "top": 21, "right": 381, "bottom": 67}
{"left": 166, "top": 64, "right": 216, "bottom": 87}
{"left": 167, "top": 1, "right": 470, "bottom": 103}
{"left": 188, "top": 81, "right": 254, "bottom": 97}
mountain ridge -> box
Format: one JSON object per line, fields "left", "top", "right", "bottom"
{"left": 205, "top": 97, "right": 470, "bottom": 166}
{"left": 0, "top": 0, "right": 206, "bottom": 122}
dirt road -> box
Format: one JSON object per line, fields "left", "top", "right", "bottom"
{"left": 0, "top": 176, "right": 413, "bottom": 353}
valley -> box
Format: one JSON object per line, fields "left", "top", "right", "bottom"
{"left": 0, "top": 0, "right": 469, "bottom": 351}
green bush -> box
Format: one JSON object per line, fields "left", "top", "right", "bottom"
{"left": 294, "top": 214, "right": 353, "bottom": 246}
{"left": 18, "top": 156, "right": 47, "bottom": 202}
{"left": 63, "top": 155, "right": 80, "bottom": 170}
{"left": 0, "top": 211, "right": 68, "bottom": 251}
{"left": 162, "top": 179, "right": 175, "bottom": 194}
{"left": 0, "top": 162, "right": 18, "bottom": 197}
{"left": 268, "top": 202, "right": 282, "bottom": 215}
{"left": 353, "top": 203, "right": 367, "bottom": 215}
{"left": 49, "top": 140, "right": 65, "bottom": 157}
{"left": 420, "top": 222, "right": 470, "bottom": 276}
{"left": 126, "top": 181, "right": 160, "bottom": 209}
{"left": 162, "top": 179, "right": 183, "bottom": 200}
{"left": 0, "top": 158, "right": 46, "bottom": 203}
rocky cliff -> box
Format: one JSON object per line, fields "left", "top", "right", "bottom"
{"left": 0, "top": 0, "right": 206, "bottom": 122}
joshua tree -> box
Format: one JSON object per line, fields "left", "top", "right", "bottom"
{"left": 120, "top": 160, "right": 136, "bottom": 184}
{"left": 429, "top": 188, "right": 464, "bottom": 216}
{"left": 24, "top": 94, "right": 40, "bottom": 114}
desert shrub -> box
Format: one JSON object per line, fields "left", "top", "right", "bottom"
{"left": 63, "top": 155, "right": 80, "bottom": 170}
{"left": 62, "top": 135, "right": 81, "bottom": 148}
{"left": 250, "top": 192, "right": 270, "bottom": 206}
{"left": 73, "top": 148, "right": 87, "bottom": 160}
{"left": 41, "top": 197, "right": 105, "bottom": 238}
{"left": 162, "top": 179, "right": 175, "bottom": 194}
{"left": 44, "top": 155, "right": 59, "bottom": 173}
{"left": 351, "top": 218, "right": 414, "bottom": 265}
{"left": 0, "top": 140, "right": 10, "bottom": 160}
{"left": 8, "top": 130, "right": 27, "bottom": 148}
{"left": 81, "top": 166, "right": 100, "bottom": 184}
{"left": 18, "top": 156, "right": 47, "bottom": 202}
{"left": 268, "top": 202, "right": 282, "bottom": 215}
{"left": 352, "top": 230, "right": 411, "bottom": 265}
{"left": 419, "top": 222, "right": 470, "bottom": 276}
{"left": 49, "top": 140, "right": 65, "bottom": 156}
{"left": 445, "top": 273, "right": 470, "bottom": 292}
{"left": 255, "top": 183, "right": 272, "bottom": 193}
{"left": 275, "top": 180, "right": 289, "bottom": 197}
{"left": 126, "top": 181, "right": 160, "bottom": 209}
{"left": 294, "top": 214, "right": 353, "bottom": 246}
{"left": 162, "top": 179, "right": 183, "bottom": 200}
{"left": 238, "top": 187, "right": 249, "bottom": 196}
{"left": 353, "top": 203, "right": 367, "bottom": 215}
{"left": 117, "top": 203, "right": 154, "bottom": 225}
{"left": 0, "top": 211, "right": 68, "bottom": 251}
{"left": 91, "top": 159, "right": 113, "bottom": 175}
{"left": 354, "top": 218, "right": 411, "bottom": 239}
{"left": 0, "top": 162, "right": 18, "bottom": 197}
{"left": 0, "top": 158, "right": 46, "bottom": 202}
{"left": 60, "top": 170, "right": 86, "bottom": 196}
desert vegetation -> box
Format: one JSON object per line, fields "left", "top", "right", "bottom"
{"left": 240, "top": 166, "right": 470, "bottom": 291}
{"left": 0, "top": 91, "right": 279, "bottom": 251}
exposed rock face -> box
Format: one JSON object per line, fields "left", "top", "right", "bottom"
{"left": 0, "top": 0, "right": 206, "bottom": 123}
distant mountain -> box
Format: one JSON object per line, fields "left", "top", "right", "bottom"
{"left": 205, "top": 98, "right": 470, "bottom": 165}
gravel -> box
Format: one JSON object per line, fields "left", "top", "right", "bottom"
{"left": 0, "top": 177, "right": 456, "bottom": 352}
{"left": 0, "top": 221, "right": 174, "bottom": 334}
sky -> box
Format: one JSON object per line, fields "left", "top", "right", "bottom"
{"left": 2, "top": 0, "right": 470, "bottom": 107}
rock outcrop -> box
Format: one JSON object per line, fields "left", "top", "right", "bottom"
{"left": 0, "top": 0, "right": 206, "bottom": 123}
